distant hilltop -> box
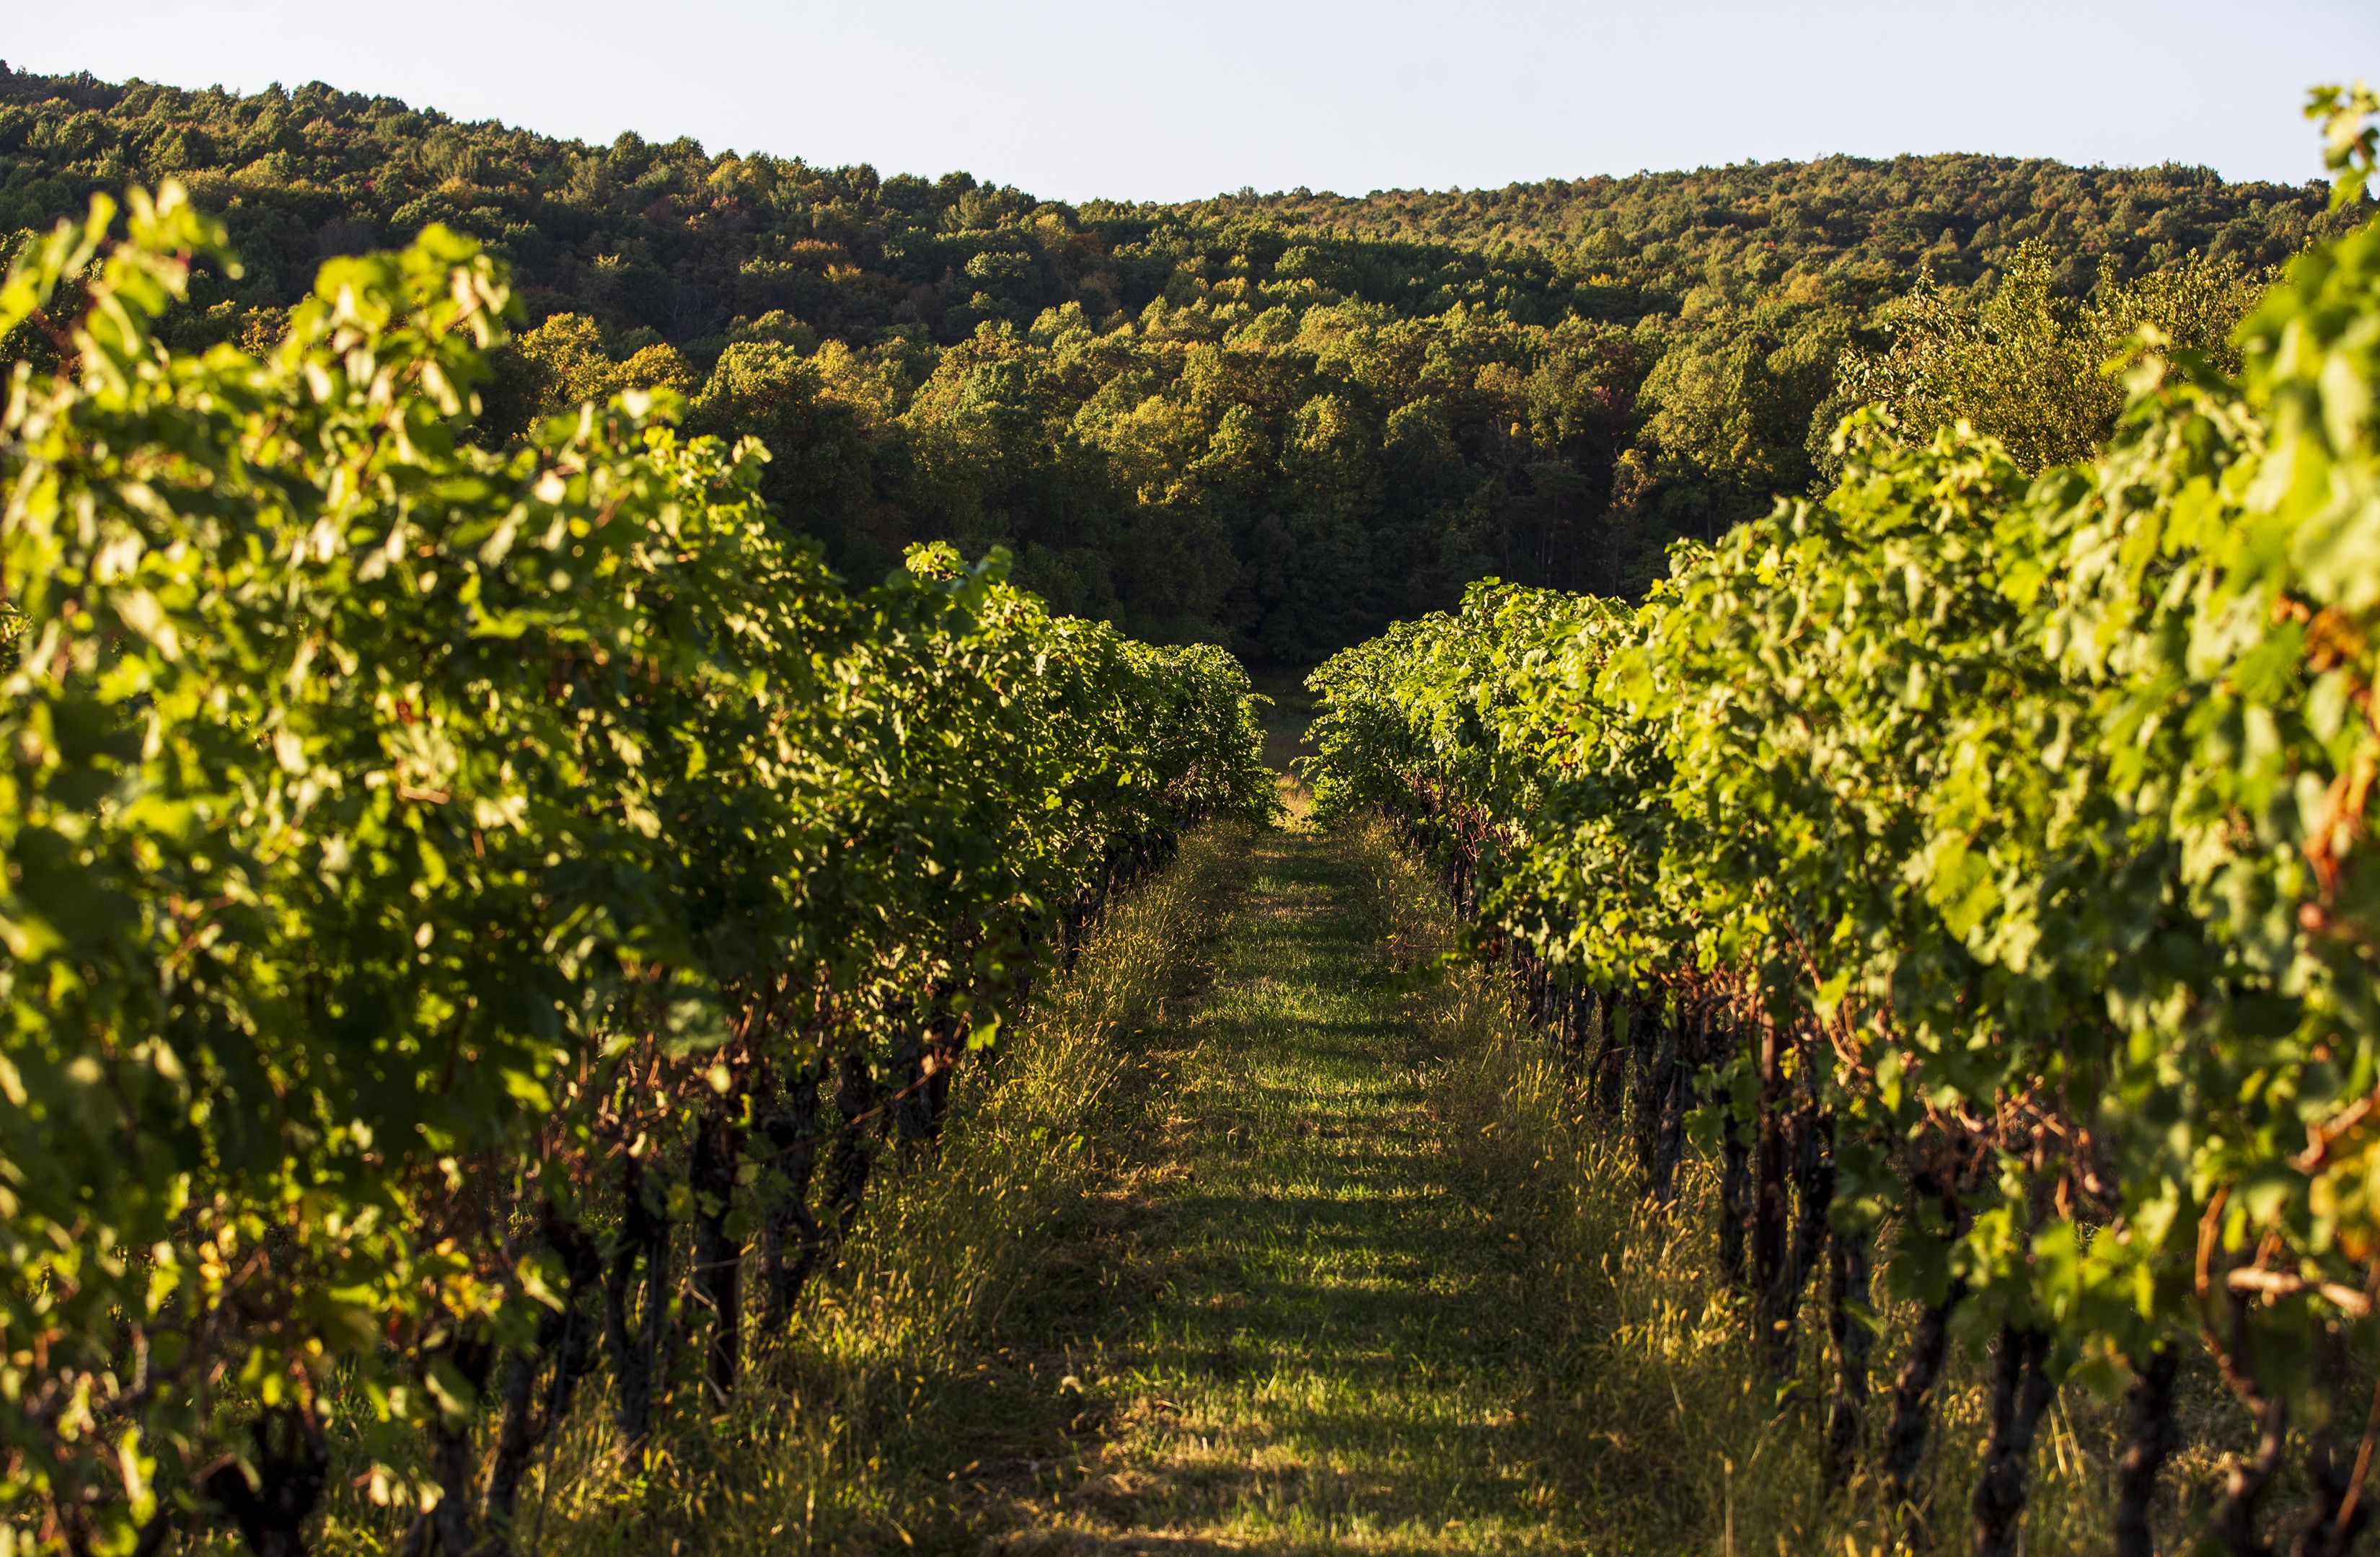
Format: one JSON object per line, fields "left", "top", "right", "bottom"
{"left": 1, "top": 63, "right": 2362, "bottom": 661}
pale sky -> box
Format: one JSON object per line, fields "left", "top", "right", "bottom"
{"left": 7, "top": 1, "right": 2377, "bottom": 202}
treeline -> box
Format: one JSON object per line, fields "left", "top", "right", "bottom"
{"left": 1186, "top": 154, "right": 2341, "bottom": 294}
{"left": 0, "top": 62, "right": 2358, "bottom": 658}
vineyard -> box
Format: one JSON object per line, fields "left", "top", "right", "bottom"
{"left": 6, "top": 55, "right": 2380, "bottom": 1557}
{"left": 0, "top": 190, "right": 1271, "bottom": 1553}
{"left": 1303, "top": 87, "right": 2380, "bottom": 1557}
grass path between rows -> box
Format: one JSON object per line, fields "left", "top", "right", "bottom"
{"left": 974, "top": 822, "right": 1597, "bottom": 1555}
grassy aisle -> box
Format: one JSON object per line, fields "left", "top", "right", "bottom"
{"left": 980, "top": 823, "right": 1600, "bottom": 1556}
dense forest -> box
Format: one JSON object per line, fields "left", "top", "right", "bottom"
{"left": 0, "top": 61, "right": 2359, "bottom": 659}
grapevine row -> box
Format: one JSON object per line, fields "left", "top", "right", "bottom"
{"left": 1304, "top": 93, "right": 2380, "bottom": 1557}
{"left": 0, "top": 189, "right": 1273, "bottom": 1554}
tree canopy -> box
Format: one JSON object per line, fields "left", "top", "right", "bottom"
{"left": 1, "top": 62, "right": 2358, "bottom": 661}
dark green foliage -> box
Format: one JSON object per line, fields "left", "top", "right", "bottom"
{"left": 1, "top": 61, "right": 2355, "bottom": 660}
{"left": 1198, "top": 155, "right": 2350, "bottom": 292}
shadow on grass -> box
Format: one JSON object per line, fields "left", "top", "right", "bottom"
{"left": 971, "top": 825, "right": 1603, "bottom": 1554}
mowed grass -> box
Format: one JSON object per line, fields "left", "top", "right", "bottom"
{"left": 979, "top": 823, "right": 1585, "bottom": 1554}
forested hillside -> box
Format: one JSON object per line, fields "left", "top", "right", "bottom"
{"left": 0, "top": 61, "right": 2357, "bottom": 658}
{"left": 1186, "top": 157, "right": 2340, "bottom": 291}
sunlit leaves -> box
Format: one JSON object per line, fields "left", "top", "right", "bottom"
{"left": 1305, "top": 102, "right": 2380, "bottom": 1420}
{"left": 0, "top": 188, "right": 1271, "bottom": 1551}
